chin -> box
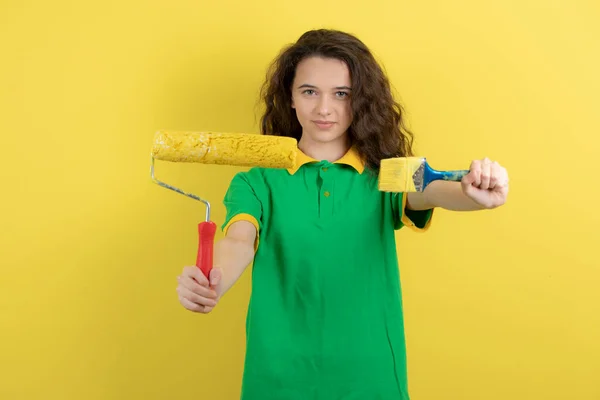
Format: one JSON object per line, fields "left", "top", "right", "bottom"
{"left": 308, "top": 130, "right": 347, "bottom": 144}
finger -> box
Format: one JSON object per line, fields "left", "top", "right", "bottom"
{"left": 182, "top": 265, "right": 209, "bottom": 286}
{"left": 461, "top": 174, "right": 475, "bottom": 197}
{"left": 177, "top": 285, "right": 218, "bottom": 307}
{"left": 177, "top": 284, "right": 217, "bottom": 306}
{"left": 209, "top": 268, "right": 222, "bottom": 287}
{"left": 500, "top": 167, "right": 509, "bottom": 188}
{"left": 469, "top": 160, "right": 482, "bottom": 187}
{"left": 179, "top": 295, "right": 212, "bottom": 313}
{"left": 480, "top": 158, "right": 491, "bottom": 190}
{"left": 461, "top": 170, "right": 476, "bottom": 185}
{"left": 178, "top": 275, "right": 218, "bottom": 299}
{"left": 492, "top": 165, "right": 509, "bottom": 190}
{"left": 496, "top": 170, "right": 509, "bottom": 193}
{"left": 488, "top": 161, "right": 500, "bottom": 189}
{"left": 499, "top": 183, "right": 509, "bottom": 198}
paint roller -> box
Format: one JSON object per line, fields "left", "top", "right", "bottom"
{"left": 150, "top": 130, "right": 298, "bottom": 277}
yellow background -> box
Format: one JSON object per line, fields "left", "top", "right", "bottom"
{"left": 1, "top": 0, "right": 598, "bottom": 399}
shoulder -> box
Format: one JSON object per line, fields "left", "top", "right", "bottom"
{"left": 227, "top": 167, "right": 286, "bottom": 199}
{"left": 231, "top": 166, "right": 290, "bottom": 185}
{"left": 230, "top": 167, "right": 269, "bottom": 185}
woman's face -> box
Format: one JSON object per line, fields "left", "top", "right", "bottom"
{"left": 291, "top": 56, "right": 353, "bottom": 147}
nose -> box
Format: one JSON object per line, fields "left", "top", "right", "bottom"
{"left": 317, "top": 95, "right": 331, "bottom": 116}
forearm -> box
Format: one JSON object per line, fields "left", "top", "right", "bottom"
{"left": 212, "top": 234, "right": 256, "bottom": 296}
{"left": 408, "top": 180, "right": 484, "bottom": 211}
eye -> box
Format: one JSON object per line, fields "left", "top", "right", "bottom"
{"left": 336, "top": 91, "right": 349, "bottom": 98}
{"left": 302, "top": 89, "right": 316, "bottom": 95}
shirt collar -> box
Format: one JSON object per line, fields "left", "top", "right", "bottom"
{"left": 287, "top": 146, "right": 365, "bottom": 175}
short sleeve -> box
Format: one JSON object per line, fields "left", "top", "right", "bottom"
{"left": 221, "top": 172, "right": 263, "bottom": 249}
{"left": 391, "top": 192, "right": 433, "bottom": 232}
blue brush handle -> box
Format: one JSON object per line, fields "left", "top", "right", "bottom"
{"left": 423, "top": 162, "right": 469, "bottom": 188}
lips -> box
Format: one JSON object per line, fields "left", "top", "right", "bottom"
{"left": 313, "top": 120, "right": 335, "bottom": 128}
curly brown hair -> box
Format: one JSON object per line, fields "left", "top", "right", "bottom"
{"left": 258, "top": 29, "right": 414, "bottom": 171}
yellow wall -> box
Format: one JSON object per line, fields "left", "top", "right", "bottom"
{"left": 1, "top": 0, "right": 598, "bottom": 399}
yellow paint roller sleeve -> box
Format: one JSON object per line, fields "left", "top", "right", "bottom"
{"left": 151, "top": 130, "right": 298, "bottom": 169}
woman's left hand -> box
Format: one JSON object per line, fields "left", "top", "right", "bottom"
{"left": 461, "top": 158, "right": 509, "bottom": 209}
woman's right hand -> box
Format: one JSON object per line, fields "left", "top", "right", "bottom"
{"left": 176, "top": 266, "right": 222, "bottom": 313}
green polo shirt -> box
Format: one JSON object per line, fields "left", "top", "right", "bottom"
{"left": 221, "top": 146, "right": 433, "bottom": 400}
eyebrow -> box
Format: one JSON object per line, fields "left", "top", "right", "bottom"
{"left": 298, "top": 84, "right": 352, "bottom": 90}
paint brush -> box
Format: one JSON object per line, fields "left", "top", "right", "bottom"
{"left": 378, "top": 157, "right": 469, "bottom": 192}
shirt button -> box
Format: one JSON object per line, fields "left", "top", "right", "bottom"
{"left": 324, "top": 191, "right": 330, "bottom": 197}
{"left": 322, "top": 167, "right": 328, "bottom": 172}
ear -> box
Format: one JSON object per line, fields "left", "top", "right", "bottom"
{"left": 291, "top": 96, "right": 295, "bottom": 109}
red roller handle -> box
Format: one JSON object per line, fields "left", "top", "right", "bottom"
{"left": 196, "top": 221, "right": 217, "bottom": 278}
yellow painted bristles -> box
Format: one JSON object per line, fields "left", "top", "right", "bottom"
{"left": 378, "top": 157, "right": 426, "bottom": 192}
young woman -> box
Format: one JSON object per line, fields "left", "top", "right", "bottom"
{"left": 176, "top": 29, "right": 509, "bottom": 399}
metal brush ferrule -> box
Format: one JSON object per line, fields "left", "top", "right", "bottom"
{"left": 412, "top": 163, "right": 425, "bottom": 192}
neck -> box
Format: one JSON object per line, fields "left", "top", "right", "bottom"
{"left": 298, "top": 134, "right": 350, "bottom": 162}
